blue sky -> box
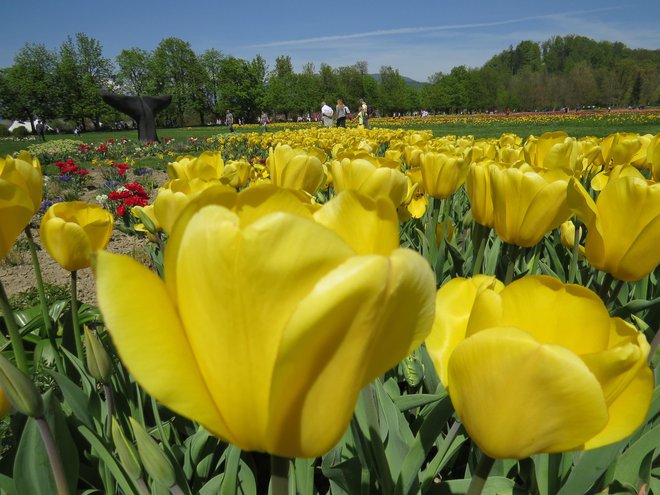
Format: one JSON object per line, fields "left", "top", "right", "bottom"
{"left": 2, "top": 0, "right": 659, "bottom": 82}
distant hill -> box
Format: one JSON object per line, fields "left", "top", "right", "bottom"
{"left": 369, "top": 73, "right": 427, "bottom": 88}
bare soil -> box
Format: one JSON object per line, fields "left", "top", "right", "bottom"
{"left": 1, "top": 167, "right": 168, "bottom": 306}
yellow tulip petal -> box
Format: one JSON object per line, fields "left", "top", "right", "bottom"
{"left": 172, "top": 207, "right": 354, "bottom": 452}
{"left": 40, "top": 218, "right": 92, "bottom": 271}
{"left": 313, "top": 191, "right": 399, "bottom": 256}
{"left": 426, "top": 276, "right": 503, "bottom": 387}
{"left": 467, "top": 275, "right": 610, "bottom": 354}
{"left": 95, "top": 251, "right": 234, "bottom": 442}
{"left": 268, "top": 249, "right": 435, "bottom": 457}
{"left": 582, "top": 364, "right": 653, "bottom": 450}
{"left": 448, "top": 327, "right": 608, "bottom": 459}
{"left": 236, "top": 185, "right": 312, "bottom": 226}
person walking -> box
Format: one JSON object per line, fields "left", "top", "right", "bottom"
{"left": 335, "top": 99, "right": 348, "bottom": 128}
{"left": 260, "top": 111, "right": 269, "bottom": 132}
{"left": 35, "top": 119, "right": 46, "bottom": 141}
{"left": 359, "top": 99, "right": 370, "bottom": 129}
{"left": 225, "top": 110, "right": 234, "bottom": 132}
{"left": 321, "top": 101, "right": 334, "bottom": 127}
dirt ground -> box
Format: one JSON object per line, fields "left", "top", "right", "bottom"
{"left": 1, "top": 167, "right": 168, "bottom": 307}
{"left": 0, "top": 227, "right": 151, "bottom": 307}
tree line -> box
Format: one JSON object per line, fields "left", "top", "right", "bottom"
{"left": 1, "top": 33, "right": 658, "bottom": 132}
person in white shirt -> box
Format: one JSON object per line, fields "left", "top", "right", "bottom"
{"left": 359, "top": 98, "right": 369, "bottom": 129}
{"left": 321, "top": 101, "right": 334, "bottom": 127}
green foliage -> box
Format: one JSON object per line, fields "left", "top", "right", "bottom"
{"left": 0, "top": 125, "right": 9, "bottom": 137}
{"left": 10, "top": 127, "right": 29, "bottom": 138}
{"left": 9, "top": 283, "right": 69, "bottom": 311}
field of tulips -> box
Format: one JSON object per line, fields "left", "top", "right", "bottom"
{"left": 0, "top": 127, "right": 659, "bottom": 495}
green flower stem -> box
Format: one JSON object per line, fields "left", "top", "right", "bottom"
{"left": 135, "top": 479, "right": 151, "bottom": 495}
{"left": 24, "top": 227, "right": 64, "bottom": 373}
{"left": 528, "top": 244, "right": 541, "bottom": 276}
{"left": 269, "top": 455, "right": 290, "bottom": 495}
{"left": 472, "top": 224, "right": 488, "bottom": 276}
{"left": 103, "top": 383, "right": 115, "bottom": 439}
{"left": 608, "top": 279, "right": 625, "bottom": 307}
{"left": 70, "top": 271, "right": 84, "bottom": 363}
{"left": 504, "top": 245, "right": 520, "bottom": 285}
{"left": 568, "top": 226, "right": 581, "bottom": 284}
{"left": 0, "top": 279, "right": 28, "bottom": 372}
{"left": 466, "top": 452, "right": 495, "bottom": 495}
{"left": 168, "top": 484, "right": 186, "bottom": 495}
{"left": 598, "top": 272, "right": 614, "bottom": 302}
{"left": 435, "top": 197, "right": 451, "bottom": 281}
{"left": 547, "top": 453, "right": 561, "bottom": 495}
{"left": 36, "top": 417, "right": 71, "bottom": 495}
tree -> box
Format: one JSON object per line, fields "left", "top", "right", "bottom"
{"left": 4, "top": 43, "right": 59, "bottom": 130}
{"left": 264, "top": 56, "right": 297, "bottom": 119}
{"left": 378, "top": 66, "right": 407, "bottom": 115}
{"left": 151, "top": 37, "right": 208, "bottom": 126}
{"left": 115, "top": 48, "right": 153, "bottom": 96}
{"left": 55, "top": 34, "right": 114, "bottom": 130}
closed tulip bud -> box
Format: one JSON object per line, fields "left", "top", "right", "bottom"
{"left": 84, "top": 326, "right": 113, "bottom": 383}
{"left": 267, "top": 145, "right": 326, "bottom": 195}
{"left": 112, "top": 419, "right": 142, "bottom": 481}
{"left": 0, "top": 152, "right": 43, "bottom": 258}
{"left": 129, "top": 418, "right": 176, "bottom": 487}
{"left": 96, "top": 189, "right": 435, "bottom": 458}
{"left": 489, "top": 165, "right": 571, "bottom": 247}
{"left": 568, "top": 176, "right": 660, "bottom": 281}
{"left": 0, "top": 353, "right": 44, "bottom": 417}
{"left": 430, "top": 275, "right": 653, "bottom": 459}
{"left": 466, "top": 162, "right": 494, "bottom": 228}
{"left": 419, "top": 152, "right": 468, "bottom": 199}
{"left": 167, "top": 151, "right": 225, "bottom": 181}
{"left": 559, "top": 220, "right": 585, "bottom": 258}
{"left": 222, "top": 159, "right": 251, "bottom": 188}
{"left": 39, "top": 201, "right": 114, "bottom": 271}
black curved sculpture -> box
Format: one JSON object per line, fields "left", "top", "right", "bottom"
{"left": 101, "top": 91, "right": 172, "bottom": 142}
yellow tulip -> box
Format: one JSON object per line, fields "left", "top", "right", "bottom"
{"left": 466, "top": 162, "right": 494, "bottom": 228}
{"left": 331, "top": 158, "right": 408, "bottom": 206}
{"left": 222, "top": 159, "right": 251, "bottom": 188}
{"left": 95, "top": 190, "right": 435, "bottom": 457}
{"left": 568, "top": 177, "right": 660, "bottom": 281}
{"left": 489, "top": 165, "right": 570, "bottom": 247}
{"left": 267, "top": 145, "right": 326, "bottom": 195}
{"left": 523, "top": 131, "right": 579, "bottom": 176}
{"left": 647, "top": 133, "right": 660, "bottom": 182}
{"left": 598, "top": 133, "right": 642, "bottom": 167}
{"left": 419, "top": 152, "right": 468, "bottom": 199}
{"left": 40, "top": 201, "right": 113, "bottom": 271}
{"left": 167, "top": 151, "right": 225, "bottom": 181}
{"left": 439, "top": 275, "right": 652, "bottom": 459}
{"left": 0, "top": 152, "right": 42, "bottom": 258}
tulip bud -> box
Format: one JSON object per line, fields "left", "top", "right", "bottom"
{"left": 84, "top": 326, "right": 113, "bottom": 383}
{"left": 0, "top": 353, "right": 44, "bottom": 417}
{"left": 111, "top": 418, "right": 142, "bottom": 481}
{"left": 129, "top": 418, "right": 176, "bottom": 487}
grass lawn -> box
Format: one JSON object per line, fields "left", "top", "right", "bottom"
{"left": 2, "top": 111, "right": 658, "bottom": 156}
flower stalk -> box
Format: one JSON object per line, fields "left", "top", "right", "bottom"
{"left": 0, "top": 279, "right": 27, "bottom": 372}
{"left": 466, "top": 452, "right": 495, "bottom": 495}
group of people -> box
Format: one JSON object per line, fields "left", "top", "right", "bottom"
{"left": 320, "top": 98, "right": 369, "bottom": 129}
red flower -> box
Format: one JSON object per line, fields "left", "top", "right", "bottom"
{"left": 116, "top": 204, "right": 126, "bottom": 216}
